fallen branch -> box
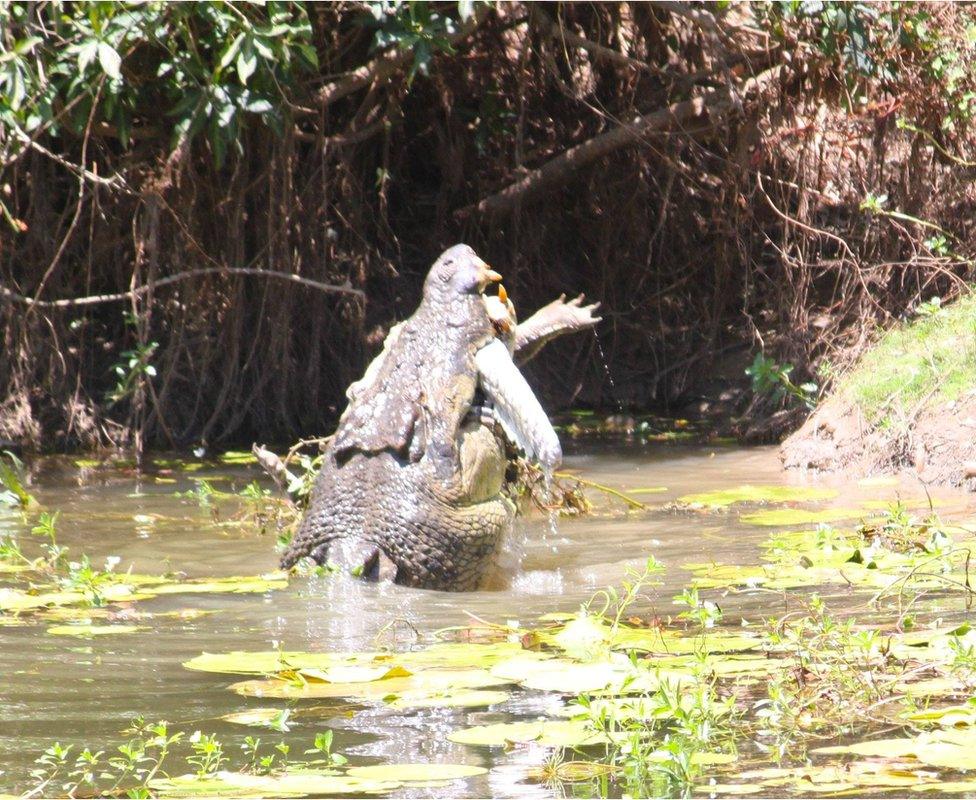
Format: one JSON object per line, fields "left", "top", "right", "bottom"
{"left": 0, "top": 267, "right": 364, "bottom": 309}
{"left": 293, "top": 118, "right": 388, "bottom": 147}
{"left": 460, "top": 67, "right": 781, "bottom": 218}
{"left": 460, "top": 95, "right": 714, "bottom": 217}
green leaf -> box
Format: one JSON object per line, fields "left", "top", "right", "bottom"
{"left": 47, "top": 624, "right": 146, "bottom": 637}
{"left": 150, "top": 771, "right": 401, "bottom": 798}
{"left": 679, "top": 484, "right": 838, "bottom": 509}
{"left": 13, "top": 36, "right": 43, "bottom": 55}
{"left": 458, "top": 0, "right": 475, "bottom": 22}
{"left": 740, "top": 507, "right": 867, "bottom": 526}
{"left": 76, "top": 41, "right": 99, "bottom": 72}
{"left": 236, "top": 42, "right": 257, "bottom": 84}
{"left": 245, "top": 97, "right": 273, "bottom": 114}
{"left": 386, "top": 690, "right": 509, "bottom": 710}
{"left": 448, "top": 720, "right": 617, "bottom": 748}
{"left": 218, "top": 33, "right": 244, "bottom": 71}
{"left": 97, "top": 42, "right": 121, "bottom": 80}
{"left": 347, "top": 764, "right": 486, "bottom": 782}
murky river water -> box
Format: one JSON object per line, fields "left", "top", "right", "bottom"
{"left": 1, "top": 438, "right": 972, "bottom": 796}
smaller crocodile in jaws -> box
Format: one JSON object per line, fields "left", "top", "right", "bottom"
{"left": 280, "top": 245, "right": 600, "bottom": 590}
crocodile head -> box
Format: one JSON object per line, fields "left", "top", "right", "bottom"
{"left": 424, "top": 244, "right": 502, "bottom": 301}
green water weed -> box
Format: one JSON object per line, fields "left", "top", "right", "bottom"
{"left": 0, "top": 450, "right": 34, "bottom": 508}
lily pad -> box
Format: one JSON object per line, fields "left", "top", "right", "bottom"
{"left": 219, "top": 451, "right": 258, "bottom": 465}
{"left": 679, "top": 485, "right": 837, "bottom": 508}
{"left": 815, "top": 730, "right": 976, "bottom": 771}
{"left": 47, "top": 624, "right": 146, "bottom": 636}
{"left": 387, "top": 690, "right": 510, "bottom": 710}
{"left": 185, "top": 650, "right": 377, "bottom": 676}
{"left": 346, "top": 764, "right": 486, "bottom": 782}
{"left": 143, "top": 573, "right": 287, "bottom": 596}
{"left": 220, "top": 708, "right": 289, "bottom": 727}
{"left": 448, "top": 720, "right": 615, "bottom": 748}
{"left": 184, "top": 642, "right": 535, "bottom": 677}
{"left": 230, "top": 668, "right": 508, "bottom": 700}
{"left": 298, "top": 665, "right": 412, "bottom": 684}
{"left": 740, "top": 762, "right": 937, "bottom": 791}
{"left": 0, "top": 584, "right": 151, "bottom": 612}
{"left": 489, "top": 654, "right": 667, "bottom": 694}
{"left": 150, "top": 770, "right": 400, "bottom": 798}
{"left": 911, "top": 781, "right": 976, "bottom": 792}
{"left": 740, "top": 508, "right": 866, "bottom": 526}
{"left": 902, "top": 704, "right": 976, "bottom": 727}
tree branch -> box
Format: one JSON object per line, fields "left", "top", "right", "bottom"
{"left": 312, "top": 16, "right": 482, "bottom": 109}
{"left": 293, "top": 118, "right": 388, "bottom": 146}
{"left": 460, "top": 95, "right": 715, "bottom": 218}
{"left": 0, "top": 268, "right": 364, "bottom": 310}
{"left": 459, "top": 67, "right": 782, "bottom": 218}
{"left": 532, "top": 7, "right": 654, "bottom": 74}
{"left": 648, "top": 2, "right": 731, "bottom": 45}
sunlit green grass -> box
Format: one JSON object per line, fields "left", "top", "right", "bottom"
{"left": 841, "top": 292, "right": 976, "bottom": 424}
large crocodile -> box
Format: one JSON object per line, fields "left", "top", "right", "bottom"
{"left": 280, "top": 245, "right": 598, "bottom": 590}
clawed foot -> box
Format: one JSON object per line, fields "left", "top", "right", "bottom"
{"left": 537, "top": 293, "right": 602, "bottom": 331}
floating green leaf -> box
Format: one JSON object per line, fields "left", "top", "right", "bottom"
{"left": 815, "top": 729, "right": 976, "bottom": 771}
{"left": 298, "top": 665, "right": 412, "bottom": 684}
{"left": 911, "top": 781, "right": 976, "bottom": 793}
{"left": 47, "top": 623, "right": 146, "bottom": 636}
{"left": 346, "top": 764, "right": 487, "bottom": 782}
{"left": 220, "top": 708, "right": 288, "bottom": 727}
{"left": 231, "top": 668, "right": 507, "bottom": 700}
{"left": 135, "top": 573, "right": 288, "bottom": 596}
{"left": 448, "top": 720, "right": 615, "bottom": 748}
{"left": 185, "top": 650, "right": 374, "bottom": 675}
{"left": 185, "top": 642, "right": 537, "bottom": 678}
{"left": 219, "top": 451, "right": 258, "bottom": 465}
{"left": 738, "top": 761, "right": 937, "bottom": 791}
{"left": 387, "top": 689, "right": 509, "bottom": 709}
{"left": 150, "top": 770, "right": 400, "bottom": 798}
{"left": 679, "top": 484, "right": 837, "bottom": 508}
{"left": 740, "top": 508, "right": 867, "bottom": 526}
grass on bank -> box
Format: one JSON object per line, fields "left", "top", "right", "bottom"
{"left": 841, "top": 291, "right": 976, "bottom": 426}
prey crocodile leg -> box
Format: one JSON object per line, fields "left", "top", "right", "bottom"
{"left": 473, "top": 337, "right": 562, "bottom": 470}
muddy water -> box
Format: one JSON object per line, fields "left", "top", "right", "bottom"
{"left": 0, "top": 440, "right": 971, "bottom": 796}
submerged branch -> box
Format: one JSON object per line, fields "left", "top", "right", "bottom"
{"left": 0, "top": 268, "right": 364, "bottom": 309}
{"left": 554, "top": 471, "right": 647, "bottom": 510}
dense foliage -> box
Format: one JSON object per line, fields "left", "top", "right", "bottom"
{"left": 1, "top": 1, "right": 975, "bottom": 450}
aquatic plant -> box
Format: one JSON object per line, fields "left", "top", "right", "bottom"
{"left": 0, "top": 451, "right": 34, "bottom": 509}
